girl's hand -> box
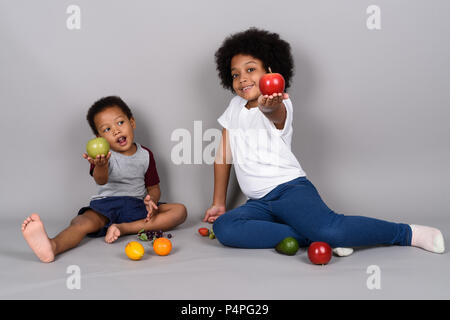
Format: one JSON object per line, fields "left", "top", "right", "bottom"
{"left": 203, "top": 205, "right": 226, "bottom": 223}
{"left": 144, "top": 194, "right": 159, "bottom": 222}
{"left": 83, "top": 152, "right": 111, "bottom": 167}
{"left": 258, "top": 92, "right": 289, "bottom": 112}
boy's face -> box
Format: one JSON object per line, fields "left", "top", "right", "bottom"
{"left": 94, "top": 105, "right": 136, "bottom": 155}
{"left": 231, "top": 54, "right": 266, "bottom": 105}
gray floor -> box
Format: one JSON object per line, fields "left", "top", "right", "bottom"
{"left": 1, "top": 216, "right": 449, "bottom": 300}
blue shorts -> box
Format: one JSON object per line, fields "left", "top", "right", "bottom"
{"left": 78, "top": 196, "right": 165, "bottom": 237}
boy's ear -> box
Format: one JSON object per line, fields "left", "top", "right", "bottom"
{"left": 130, "top": 117, "right": 136, "bottom": 129}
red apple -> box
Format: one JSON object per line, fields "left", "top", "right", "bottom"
{"left": 308, "top": 242, "right": 332, "bottom": 265}
{"left": 259, "top": 71, "right": 285, "bottom": 96}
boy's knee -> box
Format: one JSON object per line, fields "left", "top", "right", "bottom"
{"left": 71, "top": 210, "right": 106, "bottom": 230}
{"left": 175, "top": 204, "right": 188, "bottom": 223}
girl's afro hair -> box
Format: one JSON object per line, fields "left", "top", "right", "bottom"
{"left": 215, "top": 27, "right": 294, "bottom": 92}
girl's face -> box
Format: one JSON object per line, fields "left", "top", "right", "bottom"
{"left": 94, "top": 106, "right": 136, "bottom": 156}
{"left": 231, "top": 54, "right": 266, "bottom": 107}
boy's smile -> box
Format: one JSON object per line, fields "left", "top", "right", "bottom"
{"left": 94, "top": 106, "right": 137, "bottom": 156}
{"left": 231, "top": 54, "right": 266, "bottom": 108}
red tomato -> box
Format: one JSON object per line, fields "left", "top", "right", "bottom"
{"left": 308, "top": 242, "right": 332, "bottom": 265}
{"left": 259, "top": 72, "right": 285, "bottom": 96}
{"left": 198, "top": 228, "right": 210, "bottom": 237}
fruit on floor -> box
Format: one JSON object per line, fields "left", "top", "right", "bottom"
{"left": 308, "top": 242, "right": 332, "bottom": 265}
{"left": 153, "top": 237, "right": 172, "bottom": 256}
{"left": 275, "top": 237, "right": 299, "bottom": 256}
{"left": 125, "top": 241, "right": 145, "bottom": 260}
{"left": 198, "top": 228, "right": 209, "bottom": 237}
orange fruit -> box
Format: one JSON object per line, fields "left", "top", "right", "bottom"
{"left": 125, "top": 241, "right": 145, "bottom": 260}
{"left": 153, "top": 237, "right": 172, "bottom": 256}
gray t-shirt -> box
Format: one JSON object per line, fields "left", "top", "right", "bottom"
{"left": 90, "top": 143, "right": 160, "bottom": 201}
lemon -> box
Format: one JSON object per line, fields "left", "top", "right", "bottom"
{"left": 125, "top": 241, "right": 145, "bottom": 260}
{"left": 275, "top": 237, "right": 299, "bottom": 256}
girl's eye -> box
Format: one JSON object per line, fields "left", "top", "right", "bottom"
{"left": 232, "top": 74, "right": 238, "bottom": 79}
{"left": 247, "top": 68, "right": 255, "bottom": 72}
{"left": 103, "top": 128, "right": 110, "bottom": 133}
{"left": 118, "top": 120, "right": 124, "bottom": 126}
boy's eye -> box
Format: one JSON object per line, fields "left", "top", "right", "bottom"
{"left": 247, "top": 68, "right": 255, "bottom": 72}
{"left": 118, "top": 120, "right": 124, "bottom": 126}
{"left": 103, "top": 127, "right": 110, "bottom": 133}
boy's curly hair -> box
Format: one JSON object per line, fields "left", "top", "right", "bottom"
{"left": 215, "top": 27, "right": 294, "bottom": 92}
{"left": 87, "top": 96, "right": 133, "bottom": 135}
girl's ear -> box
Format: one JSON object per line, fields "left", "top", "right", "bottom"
{"left": 130, "top": 117, "right": 136, "bottom": 129}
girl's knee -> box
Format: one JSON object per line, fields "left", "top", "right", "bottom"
{"left": 212, "top": 214, "right": 237, "bottom": 246}
{"left": 312, "top": 226, "right": 343, "bottom": 247}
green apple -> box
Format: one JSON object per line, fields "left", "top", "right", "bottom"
{"left": 86, "top": 137, "right": 110, "bottom": 159}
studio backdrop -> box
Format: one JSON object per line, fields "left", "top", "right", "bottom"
{"left": 1, "top": 0, "right": 449, "bottom": 225}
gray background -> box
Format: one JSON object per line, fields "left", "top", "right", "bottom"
{"left": 1, "top": 0, "right": 449, "bottom": 299}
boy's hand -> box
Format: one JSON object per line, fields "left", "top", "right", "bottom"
{"left": 83, "top": 152, "right": 111, "bottom": 167}
{"left": 203, "top": 205, "right": 226, "bottom": 223}
{"left": 144, "top": 194, "right": 159, "bottom": 222}
{"left": 258, "top": 93, "right": 289, "bottom": 112}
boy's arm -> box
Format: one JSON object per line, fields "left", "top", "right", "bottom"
{"left": 83, "top": 152, "right": 111, "bottom": 185}
{"left": 258, "top": 93, "right": 289, "bottom": 130}
{"left": 92, "top": 163, "right": 109, "bottom": 185}
{"left": 146, "top": 184, "right": 161, "bottom": 204}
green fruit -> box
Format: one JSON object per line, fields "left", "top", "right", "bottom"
{"left": 275, "top": 237, "right": 299, "bottom": 256}
{"left": 86, "top": 137, "right": 110, "bottom": 159}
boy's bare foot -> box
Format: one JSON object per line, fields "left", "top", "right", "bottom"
{"left": 105, "top": 224, "right": 121, "bottom": 243}
{"left": 21, "top": 213, "right": 55, "bottom": 263}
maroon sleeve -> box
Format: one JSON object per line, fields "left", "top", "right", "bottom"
{"left": 141, "top": 146, "right": 160, "bottom": 187}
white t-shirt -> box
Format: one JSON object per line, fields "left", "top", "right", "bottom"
{"left": 217, "top": 95, "right": 306, "bottom": 199}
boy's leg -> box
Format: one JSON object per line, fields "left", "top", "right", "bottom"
{"left": 212, "top": 200, "right": 310, "bottom": 249}
{"left": 52, "top": 210, "right": 109, "bottom": 255}
{"left": 105, "top": 203, "right": 187, "bottom": 243}
{"left": 271, "top": 179, "right": 412, "bottom": 248}
{"left": 21, "top": 210, "right": 107, "bottom": 263}
{"left": 22, "top": 213, "right": 56, "bottom": 263}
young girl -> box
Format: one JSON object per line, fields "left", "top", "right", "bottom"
{"left": 203, "top": 28, "right": 444, "bottom": 255}
{"left": 22, "top": 96, "right": 187, "bottom": 262}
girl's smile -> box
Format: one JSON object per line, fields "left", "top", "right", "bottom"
{"left": 230, "top": 54, "right": 266, "bottom": 108}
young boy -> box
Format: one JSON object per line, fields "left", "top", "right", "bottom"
{"left": 21, "top": 96, "right": 187, "bottom": 263}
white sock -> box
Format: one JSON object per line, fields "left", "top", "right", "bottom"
{"left": 332, "top": 247, "right": 354, "bottom": 257}
{"left": 410, "top": 224, "right": 445, "bottom": 254}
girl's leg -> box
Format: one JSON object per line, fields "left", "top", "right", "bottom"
{"left": 105, "top": 203, "right": 187, "bottom": 243}
{"left": 271, "top": 179, "right": 413, "bottom": 248}
{"left": 213, "top": 200, "right": 310, "bottom": 248}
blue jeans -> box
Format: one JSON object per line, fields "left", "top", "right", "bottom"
{"left": 213, "top": 177, "right": 412, "bottom": 248}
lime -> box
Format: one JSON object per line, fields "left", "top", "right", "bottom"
{"left": 275, "top": 237, "right": 299, "bottom": 256}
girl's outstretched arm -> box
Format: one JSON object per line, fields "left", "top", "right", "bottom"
{"left": 258, "top": 93, "right": 289, "bottom": 130}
